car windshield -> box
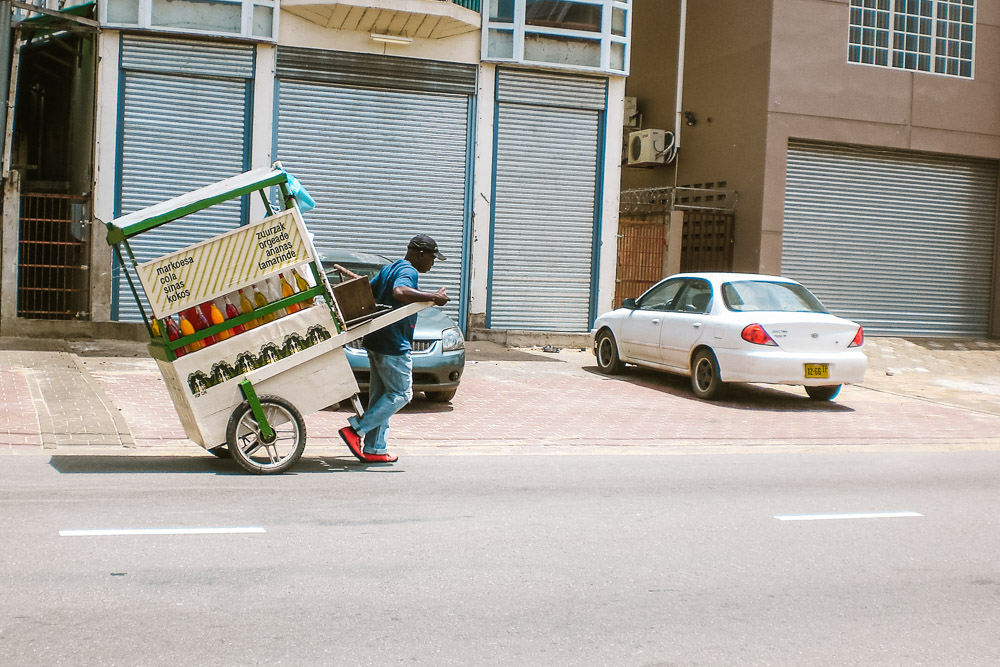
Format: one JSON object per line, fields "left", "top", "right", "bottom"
{"left": 722, "top": 280, "right": 828, "bottom": 313}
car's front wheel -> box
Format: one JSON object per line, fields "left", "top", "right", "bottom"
{"left": 595, "top": 330, "right": 624, "bottom": 375}
{"left": 690, "top": 349, "right": 725, "bottom": 400}
{"left": 805, "top": 385, "right": 842, "bottom": 401}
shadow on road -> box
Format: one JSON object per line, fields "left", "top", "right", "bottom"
{"left": 48, "top": 455, "right": 404, "bottom": 475}
{"left": 581, "top": 364, "right": 855, "bottom": 413}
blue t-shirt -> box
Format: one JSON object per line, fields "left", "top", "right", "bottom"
{"left": 362, "top": 259, "right": 419, "bottom": 355}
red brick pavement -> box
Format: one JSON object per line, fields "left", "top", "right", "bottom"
{"left": 20, "top": 349, "right": 1000, "bottom": 453}
{"left": 0, "top": 369, "right": 42, "bottom": 449}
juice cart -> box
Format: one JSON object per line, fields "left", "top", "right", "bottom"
{"left": 105, "top": 164, "right": 429, "bottom": 474}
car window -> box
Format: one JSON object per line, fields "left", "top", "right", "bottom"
{"left": 722, "top": 280, "right": 829, "bottom": 313}
{"left": 325, "top": 262, "right": 383, "bottom": 285}
{"left": 635, "top": 279, "right": 685, "bottom": 311}
{"left": 673, "top": 280, "right": 712, "bottom": 313}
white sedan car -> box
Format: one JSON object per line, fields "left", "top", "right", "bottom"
{"left": 591, "top": 273, "right": 867, "bottom": 401}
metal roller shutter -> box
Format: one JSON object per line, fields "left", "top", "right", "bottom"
{"left": 782, "top": 141, "right": 998, "bottom": 336}
{"left": 274, "top": 80, "right": 470, "bottom": 324}
{"left": 489, "top": 70, "right": 605, "bottom": 331}
{"left": 114, "top": 37, "right": 254, "bottom": 322}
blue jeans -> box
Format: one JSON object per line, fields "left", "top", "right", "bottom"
{"left": 348, "top": 351, "right": 412, "bottom": 455}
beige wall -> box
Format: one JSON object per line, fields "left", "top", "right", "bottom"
{"left": 622, "top": 0, "right": 774, "bottom": 272}
{"left": 763, "top": 0, "right": 1000, "bottom": 242}
{"left": 762, "top": 0, "right": 1000, "bottom": 331}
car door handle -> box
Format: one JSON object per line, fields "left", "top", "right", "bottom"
{"left": 692, "top": 322, "right": 702, "bottom": 328}
{"left": 652, "top": 319, "right": 659, "bottom": 325}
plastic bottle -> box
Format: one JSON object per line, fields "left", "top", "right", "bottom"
{"left": 292, "top": 268, "right": 314, "bottom": 309}
{"left": 210, "top": 301, "right": 230, "bottom": 341}
{"left": 239, "top": 289, "right": 259, "bottom": 329}
{"left": 193, "top": 307, "right": 216, "bottom": 346}
{"left": 165, "top": 316, "right": 186, "bottom": 357}
{"left": 253, "top": 284, "right": 275, "bottom": 323}
{"left": 178, "top": 312, "right": 202, "bottom": 351}
{"left": 199, "top": 301, "right": 214, "bottom": 323}
{"left": 224, "top": 296, "right": 245, "bottom": 336}
{"left": 279, "top": 273, "right": 301, "bottom": 314}
{"left": 266, "top": 279, "right": 287, "bottom": 319}
{"left": 151, "top": 318, "right": 162, "bottom": 339}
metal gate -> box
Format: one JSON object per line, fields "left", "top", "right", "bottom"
{"left": 616, "top": 186, "right": 736, "bottom": 308}
{"left": 17, "top": 193, "right": 91, "bottom": 319}
{"left": 679, "top": 210, "right": 735, "bottom": 273}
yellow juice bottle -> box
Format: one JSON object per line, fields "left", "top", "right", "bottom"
{"left": 253, "top": 285, "right": 275, "bottom": 323}
{"left": 239, "top": 289, "right": 259, "bottom": 329}
{"left": 292, "top": 268, "right": 313, "bottom": 308}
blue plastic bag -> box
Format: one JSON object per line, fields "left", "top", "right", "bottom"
{"left": 282, "top": 170, "right": 316, "bottom": 213}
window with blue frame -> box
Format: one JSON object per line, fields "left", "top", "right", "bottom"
{"left": 848, "top": 0, "right": 975, "bottom": 78}
{"left": 100, "top": 0, "right": 277, "bottom": 41}
{"left": 484, "top": 0, "right": 631, "bottom": 74}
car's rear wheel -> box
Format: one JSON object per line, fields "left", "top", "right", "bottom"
{"left": 425, "top": 389, "right": 457, "bottom": 402}
{"left": 691, "top": 349, "right": 725, "bottom": 400}
{"left": 805, "top": 385, "right": 842, "bottom": 401}
{"left": 595, "top": 330, "right": 624, "bottom": 375}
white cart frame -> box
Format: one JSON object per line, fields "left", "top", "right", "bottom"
{"left": 106, "top": 165, "right": 428, "bottom": 473}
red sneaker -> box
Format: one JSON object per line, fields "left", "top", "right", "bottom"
{"left": 338, "top": 427, "right": 365, "bottom": 461}
{"left": 360, "top": 451, "right": 398, "bottom": 463}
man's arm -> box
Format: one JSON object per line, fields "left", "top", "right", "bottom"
{"left": 393, "top": 285, "right": 449, "bottom": 307}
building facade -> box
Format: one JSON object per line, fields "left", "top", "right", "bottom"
{"left": 622, "top": 0, "right": 1000, "bottom": 337}
{"left": 0, "top": 0, "right": 632, "bottom": 343}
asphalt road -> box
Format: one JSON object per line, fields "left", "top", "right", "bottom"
{"left": 3, "top": 451, "right": 1000, "bottom": 666}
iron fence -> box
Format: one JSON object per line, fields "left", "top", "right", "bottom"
{"left": 17, "top": 193, "right": 91, "bottom": 320}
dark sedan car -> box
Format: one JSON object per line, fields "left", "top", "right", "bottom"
{"left": 318, "top": 248, "right": 465, "bottom": 402}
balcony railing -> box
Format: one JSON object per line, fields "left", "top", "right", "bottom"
{"left": 450, "top": 0, "right": 481, "bottom": 10}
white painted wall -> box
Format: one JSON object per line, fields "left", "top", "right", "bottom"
{"left": 468, "top": 63, "right": 495, "bottom": 318}
{"left": 596, "top": 75, "right": 626, "bottom": 318}
{"left": 91, "top": 31, "right": 121, "bottom": 321}
{"left": 277, "top": 12, "right": 481, "bottom": 61}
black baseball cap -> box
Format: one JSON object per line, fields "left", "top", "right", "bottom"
{"left": 408, "top": 234, "right": 446, "bottom": 260}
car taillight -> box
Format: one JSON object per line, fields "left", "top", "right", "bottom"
{"left": 741, "top": 324, "right": 777, "bottom": 346}
{"left": 849, "top": 326, "right": 864, "bottom": 347}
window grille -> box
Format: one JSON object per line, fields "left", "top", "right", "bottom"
{"left": 848, "top": 0, "right": 974, "bottom": 78}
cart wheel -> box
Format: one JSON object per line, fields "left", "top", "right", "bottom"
{"left": 226, "top": 395, "right": 306, "bottom": 474}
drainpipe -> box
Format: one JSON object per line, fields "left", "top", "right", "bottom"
{"left": 672, "top": 0, "right": 687, "bottom": 188}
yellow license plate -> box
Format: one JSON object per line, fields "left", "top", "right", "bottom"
{"left": 804, "top": 363, "right": 829, "bottom": 379}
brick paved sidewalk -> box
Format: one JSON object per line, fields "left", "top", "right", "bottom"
{"left": 2, "top": 336, "right": 999, "bottom": 455}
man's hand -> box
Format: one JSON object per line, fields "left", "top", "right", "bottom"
{"left": 431, "top": 287, "right": 449, "bottom": 307}
{"left": 332, "top": 264, "right": 361, "bottom": 281}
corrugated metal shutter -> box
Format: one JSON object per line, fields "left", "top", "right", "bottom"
{"left": 782, "top": 141, "right": 998, "bottom": 336}
{"left": 496, "top": 69, "right": 606, "bottom": 110}
{"left": 489, "top": 70, "right": 605, "bottom": 331}
{"left": 276, "top": 46, "right": 476, "bottom": 96}
{"left": 114, "top": 37, "right": 254, "bottom": 322}
{"left": 275, "top": 80, "right": 469, "bottom": 323}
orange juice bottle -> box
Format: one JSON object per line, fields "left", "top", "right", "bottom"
{"left": 178, "top": 312, "right": 202, "bottom": 351}
{"left": 253, "top": 284, "right": 275, "bottom": 323}
{"left": 210, "top": 301, "right": 230, "bottom": 341}
{"left": 239, "top": 289, "right": 259, "bottom": 329}
{"left": 279, "top": 273, "right": 301, "bottom": 314}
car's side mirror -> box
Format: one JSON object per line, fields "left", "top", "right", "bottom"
{"left": 622, "top": 298, "right": 636, "bottom": 309}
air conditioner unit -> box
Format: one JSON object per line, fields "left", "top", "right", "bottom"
{"left": 628, "top": 129, "right": 668, "bottom": 166}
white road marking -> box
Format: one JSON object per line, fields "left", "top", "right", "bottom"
{"left": 774, "top": 511, "right": 923, "bottom": 521}
{"left": 59, "top": 527, "right": 267, "bottom": 537}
